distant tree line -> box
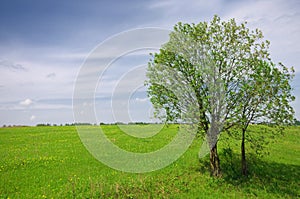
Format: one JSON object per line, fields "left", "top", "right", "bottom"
{"left": 1, "top": 120, "right": 299, "bottom": 128}
{"left": 294, "top": 119, "right": 300, "bottom": 126}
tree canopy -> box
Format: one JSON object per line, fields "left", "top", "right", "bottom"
{"left": 146, "top": 15, "right": 295, "bottom": 176}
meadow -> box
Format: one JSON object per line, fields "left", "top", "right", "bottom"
{"left": 0, "top": 124, "right": 299, "bottom": 198}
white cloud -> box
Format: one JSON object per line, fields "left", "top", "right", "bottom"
{"left": 0, "top": 98, "right": 72, "bottom": 111}
{"left": 47, "top": 52, "right": 88, "bottom": 61}
{"left": 30, "top": 115, "right": 36, "bottom": 121}
{"left": 135, "top": 97, "right": 149, "bottom": 102}
{"left": 20, "top": 99, "right": 33, "bottom": 106}
{"left": 223, "top": 0, "right": 300, "bottom": 70}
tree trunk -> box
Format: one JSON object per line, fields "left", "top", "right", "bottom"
{"left": 207, "top": 111, "right": 221, "bottom": 177}
{"left": 210, "top": 142, "right": 221, "bottom": 177}
{"left": 241, "top": 129, "right": 247, "bottom": 176}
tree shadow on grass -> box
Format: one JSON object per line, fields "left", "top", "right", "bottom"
{"left": 199, "top": 152, "right": 300, "bottom": 198}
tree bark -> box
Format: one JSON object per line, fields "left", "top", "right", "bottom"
{"left": 241, "top": 129, "right": 248, "bottom": 176}
{"left": 210, "top": 142, "right": 221, "bottom": 177}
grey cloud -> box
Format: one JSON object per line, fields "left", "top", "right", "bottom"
{"left": 0, "top": 60, "right": 27, "bottom": 71}
{"left": 46, "top": 73, "right": 56, "bottom": 78}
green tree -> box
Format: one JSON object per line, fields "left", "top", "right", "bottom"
{"left": 146, "top": 15, "right": 294, "bottom": 177}
{"left": 230, "top": 60, "right": 295, "bottom": 175}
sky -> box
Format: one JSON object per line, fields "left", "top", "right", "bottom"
{"left": 0, "top": 0, "right": 299, "bottom": 126}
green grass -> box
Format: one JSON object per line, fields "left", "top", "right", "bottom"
{"left": 0, "top": 125, "right": 299, "bottom": 198}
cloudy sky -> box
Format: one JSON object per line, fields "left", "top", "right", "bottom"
{"left": 0, "top": 0, "right": 299, "bottom": 126}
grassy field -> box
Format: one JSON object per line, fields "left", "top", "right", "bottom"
{"left": 0, "top": 125, "right": 299, "bottom": 198}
